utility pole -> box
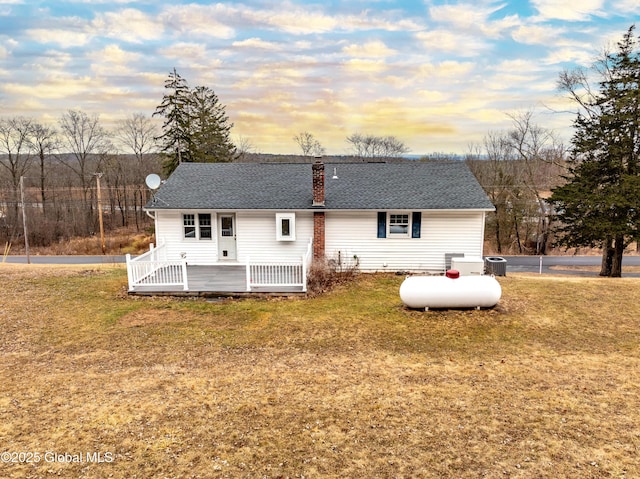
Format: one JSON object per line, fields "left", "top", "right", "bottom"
{"left": 20, "top": 176, "right": 30, "bottom": 264}
{"left": 95, "top": 173, "right": 106, "bottom": 254}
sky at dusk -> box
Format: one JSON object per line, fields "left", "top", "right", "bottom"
{"left": 0, "top": 1, "right": 638, "bottom": 156}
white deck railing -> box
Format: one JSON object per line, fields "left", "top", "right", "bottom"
{"left": 126, "top": 242, "right": 188, "bottom": 291}
{"left": 127, "top": 239, "right": 313, "bottom": 293}
{"left": 246, "top": 238, "right": 313, "bottom": 292}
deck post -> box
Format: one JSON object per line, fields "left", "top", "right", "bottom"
{"left": 181, "top": 260, "right": 189, "bottom": 291}
{"left": 126, "top": 253, "right": 134, "bottom": 291}
{"left": 245, "top": 257, "right": 252, "bottom": 292}
{"left": 301, "top": 254, "right": 307, "bottom": 292}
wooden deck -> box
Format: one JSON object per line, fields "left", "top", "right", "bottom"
{"left": 129, "top": 264, "right": 305, "bottom": 296}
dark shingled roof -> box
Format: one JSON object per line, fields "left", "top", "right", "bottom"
{"left": 146, "top": 161, "right": 495, "bottom": 211}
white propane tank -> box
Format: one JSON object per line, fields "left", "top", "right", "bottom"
{"left": 399, "top": 271, "right": 502, "bottom": 309}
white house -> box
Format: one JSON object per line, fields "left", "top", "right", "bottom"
{"left": 126, "top": 160, "right": 495, "bottom": 294}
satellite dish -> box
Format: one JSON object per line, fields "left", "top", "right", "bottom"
{"left": 145, "top": 173, "right": 161, "bottom": 190}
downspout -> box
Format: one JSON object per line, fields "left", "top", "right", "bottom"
{"left": 145, "top": 209, "right": 158, "bottom": 249}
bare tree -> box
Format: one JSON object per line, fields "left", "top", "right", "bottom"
{"left": 346, "top": 133, "right": 409, "bottom": 158}
{"left": 112, "top": 113, "right": 160, "bottom": 226}
{"left": 0, "top": 117, "right": 34, "bottom": 192}
{"left": 294, "top": 131, "right": 325, "bottom": 157}
{"left": 235, "top": 135, "right": 256, "bottom": 161}
{"left": 29, "top": 122, "right": 59, "bottom": 215}
{"left": 58, "top": 110, "right": 112, "bottom": 233}
{"left": 467, "top": 132, "right": 522, "bottom": 253}
{"left": 505, "top": 111, "right": 566, "bottom": 254}
{"left": 468, "top": 113, "right": 566, "bottom": 254}
{"left": 115, "top": 113, "right": 158, "bottom": 164}
{"left": 0, "top": 117, "right": 35, "bottom": 240}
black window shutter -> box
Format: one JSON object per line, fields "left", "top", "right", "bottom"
{"left": 377, "top": 212, "right": 386, "bottom": 238}
{"left": 411, "top": 212, "right": 421, "bottom": 238}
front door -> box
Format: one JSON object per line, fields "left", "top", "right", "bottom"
{"left": 217, "top": 214, "right": 237, "bottom": 260}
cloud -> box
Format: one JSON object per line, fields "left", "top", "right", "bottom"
{"left": 245, "top": 5, "right": 338, "bottom": 34}
{"left": 343, "top": 58, "right": 389, "bottom": 73}
{"left": 493, "top": 58, "right": 545, "bottom": 75}
{"left": 428, "top": 1, "right": 520, "bottom": 38}
{"left": 189, "top": 1, "right": 421, "bottom": 35}
{"left": 98, "top": 44, "right": 140, "bottom": 64}
{"left": 2, "top": 0, "right": 634, "bottom": 155}
{"left": 415, "top": 30, "right": 491, "bottom": 57}
{"left": 530, "top": 0, "right": 605, "bottom": 21}
{"left": 26, "top": 28, "right": 90, "bottom": 48}
{"left": 160, "top": 4, "right": 235, "bottom": 39}
{"left": 352, "top": 97, "right": 458, "bottom": 139}
{"left": 616, "top": 0, "right": 640, "bottom": 12}
{"left": 89, "top": 44, "right": 141, "bottom": 75}
{"left": 232, "top": 38, "right": 281, "bottom": 51}
{"left": 158, "top": 42, "right": 210, "bottom": 62}
{"left": 543, "top": 46, "right": 596, "bottom": 66}
{"left": 92, "top": 8, "right": 163, "bottom": 43}
{"left": 418, "top": 61, "right": 476, "bottom": 79}
{"left": 417, "top": 90, "right": 450, "bottom": 102}
{"left": 511, "top": 24, "right": 563, "bottom": 45}
{"left": 3, "top": 74, "right": 95, "bottom": 100}
{"left": 342, "top": 40, "right": 396, "bottom": 58}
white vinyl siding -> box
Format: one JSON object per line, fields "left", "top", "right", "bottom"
{"left": 325, "top": 211, "right": 485, "bottom": 272}
{"left": 156, "top": 210, "right": 218, "bottom": 263}
{"left": 155, "top": 209, "right": 484, "bottom": 271}
{"left": 236, "top": 212, "right": 312, "bottom": 261}
{"left": 154, "top": 210, "right": 313, "bottom": 264}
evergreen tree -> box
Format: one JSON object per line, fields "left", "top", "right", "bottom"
{"left": 551, "top": 26, "right": 640, "bottom": 276}
{"left": 154, "top": 69, "right": 237, "bottom": 175}
{"left": 189, "top": 86, "right": 237, "bottom": 164}
{"left": 153, "top": 68, "right": 192, "bottom": 174}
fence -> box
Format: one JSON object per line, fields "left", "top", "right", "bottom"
{"left": 126, "top": 242, "right": 188, "bottom": 291}
{"left": 246, "top": 239, "right": 313, "bottom": 292}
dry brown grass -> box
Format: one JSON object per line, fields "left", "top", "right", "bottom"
{"left": 7, "top": 228, "right": 154, "bottom": 256}
{"left": 1, "top": 266, "right": 640, "bottom": 478}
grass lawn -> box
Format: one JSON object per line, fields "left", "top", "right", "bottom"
{"left": 1, "top": 264, "right": 639, "bottom": 478}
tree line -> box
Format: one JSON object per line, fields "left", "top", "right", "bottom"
{"left": 466, "top": 111, "right": 566, "bottom": 256}
{"left": 470, "top": 25, "right": 640, "bottom": 276}
{"left": 0, "top": 112, "right": 162, "bottom": 251}
{"left": 2, "top": 25, "right": 639, "bottom": 278}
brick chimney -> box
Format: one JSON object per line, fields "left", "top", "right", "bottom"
{"left": 311, "top": 159, "right": 325, "bottom": 261}
{"left": 312, "top": 159, "right": 325, "bottom": 206}
{"left": 313, "top": 212, "right": 325, "bottom": 262}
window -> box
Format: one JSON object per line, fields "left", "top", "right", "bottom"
{"left": 276, "top": 213, "right": 296, "bottom": 241}
{"left": 389, "top": 214, "right": 409, "bottom": 236}
{"left": 282, "top": 218, "right": 291, "bottom": 236}
{"left": 183, "top": 213, "right": 212, "bottom": 240}
{"left": 377, "top": 212, "right": 421, "bottom": 238}
{"left": 183, "top": 214, "right": 196, "bottom": 238}
{"left": 220, "top": 216, "right": 234, "bottom": 237}
{"left": 199, "top": 214, "right": 212, "bottom": 239}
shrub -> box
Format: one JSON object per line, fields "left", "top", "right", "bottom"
{"left": 306, "top": 253, "right": 359, "bottom": 296}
